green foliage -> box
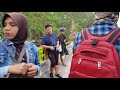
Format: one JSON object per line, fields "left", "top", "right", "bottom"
{"left": 0, "top": 12, "right": 4, "bottom": 39}
{"left": 0, "top": 12, "right": 95, "bottom": 42}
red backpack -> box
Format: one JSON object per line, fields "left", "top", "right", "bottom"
{"left": 69, "top": 28, "right": 120, "bottom": 78}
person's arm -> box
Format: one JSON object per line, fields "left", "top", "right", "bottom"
{"left": 42, "top": 45, "right": 52, "bottom": 49}
{"left": 73, "top": 32, "right": 82, "bottom": 54}
{"left": 0, "top": 44, "right": 11, "bottom": 78}
{"left": 0, "top": 66, "right": 11, "bottom": 78}
{"left": 26, "top": 44, "right": 40, "bottom": 77}
{"left": 0, "top": 64, "right": 29, "bottom": 78}
{"left": 0, "top": 44, "right": 28, "bottom": 78}
{"left": 33, "top": 44, "right": 40, "bottom": 75}
{"left": 64, "top": 39, "right": 66, "bottom": 42}
{"left": 56, "top": 40, "right": 59, "bottom": 48}
{"left": 64, "top": 35, "right": 67, "bottom": 42}
{"left": 42, "top": 45, "right": 55, "bottom": 51}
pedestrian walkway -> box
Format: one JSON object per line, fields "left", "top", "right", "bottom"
{"left": 58, "top": 54, "right": 72, "bottom": 78}
{"left": 35, "top": 42, "right": 73, "bottom": 78}
{"left": 56, "top": 42, "right": 72, "bottom": 78}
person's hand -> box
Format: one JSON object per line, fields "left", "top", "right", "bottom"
{"left": 56, "top": 44, "right": 59, "bottom": 49}
{"left": 64, "top": 39, "right": 66, "bottom": 42}
{"left": 49, "top": 46, "right": 55, "bottom": 51}
{"left": 26, "top": 63, "right": 37, "bottom": 78}
{"left": 8, "top": 63, "right": 29, "bottom": 75}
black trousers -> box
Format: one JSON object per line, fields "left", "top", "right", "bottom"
{"left": 47, "top": 49, "right": 59, "bottom": 67}
{"left": 60, "top": 44, "right": 69, "bottom": 56}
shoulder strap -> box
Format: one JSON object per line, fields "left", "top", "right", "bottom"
{"left": 0, "top": 40, "right": 26, "bottom": 63}
{"left": 82, "top": 28, "right": 120, "bottom": 44}
{"left": 106, "top": 28, "right": 120, "bottom": 44}
{"left": 82, "top": 29, "right": 88, "bottom": 40}
{"left": 0, "top": 40, "right": 13, "bottom": 57}
{"left": 18, "top": 44, "right": 26, "bottom": 63}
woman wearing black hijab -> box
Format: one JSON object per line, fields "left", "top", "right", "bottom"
{"left": 0, "top": 12, "right": 40, "bottom": 78}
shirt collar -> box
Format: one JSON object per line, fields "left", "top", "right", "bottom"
{"left": 3, "top": 38, "right": 14, "bottom": 46}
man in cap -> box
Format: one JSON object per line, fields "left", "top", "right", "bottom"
{"left": 58, "top": 28, "right": 69, "bottom": 66}
{"left": 73, "top": 12, "right": 120, "bottom": 58}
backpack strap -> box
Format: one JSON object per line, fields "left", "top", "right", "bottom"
{"left": 106, "top": 28, "right": 120, "bottom": 44}
{"left": 17, "top": 44, "right": 26, "bottom": 63}
{"left": 81, "top": 29, "right": 88, "bottom": 40}
{"left": 82, "top": 29, "right": 99, "bottom": 46}
{"left": 82, "top": 28, "right": 120, "bottom": 44}
{"left": 24, "top": 41, "right": 30, "bottom": 63}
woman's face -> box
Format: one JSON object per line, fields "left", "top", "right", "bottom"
{"left": 3, "top": 17, "right": 19, "bottom": 40}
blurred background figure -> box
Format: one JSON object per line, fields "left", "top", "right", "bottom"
{"left": 58, "top": 28, "right": 69, "bottom": 66}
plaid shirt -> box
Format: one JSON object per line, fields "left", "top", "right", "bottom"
{"left": 73, "top": 21, "right": 120, "bottom": 57}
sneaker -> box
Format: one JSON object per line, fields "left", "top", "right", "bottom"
{"left": 50, "top": 73, "right": 53, "bottom": 78}
{"left": 55, "top": 74, "right": 62, "bottom": 78}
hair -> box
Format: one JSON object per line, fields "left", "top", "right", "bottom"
{"left": 2, "top": 14, "right": 10, "bottom": 27}
{"left": 45, "top": 24, "right": 51, "bottom": 29}
{"left": 95, "top": 12, "right": 119, "bottom": 22}
{"left": 113, "top": 12, "right": 119, "bottom": 18}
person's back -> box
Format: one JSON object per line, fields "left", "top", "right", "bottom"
{"left": 73, "top": 12, "right": 120, "bottom": 56}
{"left": 69, "top": 12, "right": 120, "bottom": 78}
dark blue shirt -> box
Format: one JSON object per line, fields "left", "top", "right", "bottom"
{"left": 41, "top": 32, "right": 58, "bottom": 47}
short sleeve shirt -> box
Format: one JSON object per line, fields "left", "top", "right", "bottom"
{"left": 41, "top": 32, "right": 58, "bottom": 47}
